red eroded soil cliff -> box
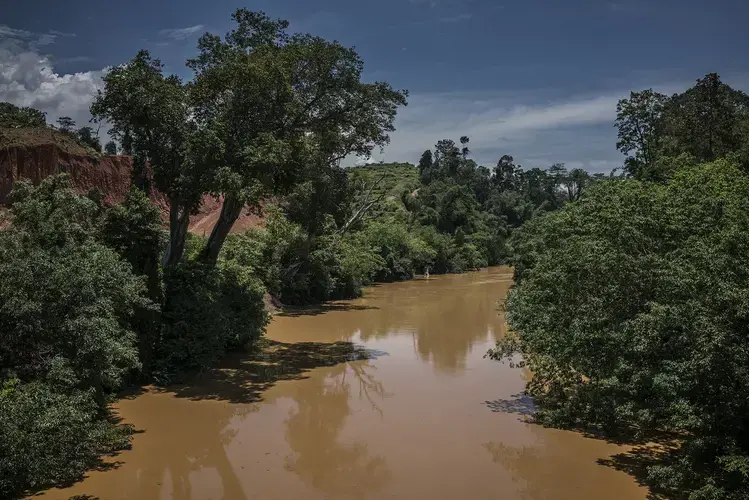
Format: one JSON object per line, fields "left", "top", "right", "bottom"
{"left": 0, "top": 128, "right": 262, "bottom": 234}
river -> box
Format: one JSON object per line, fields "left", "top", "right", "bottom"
{"left": 40, "top": 267, "right": 646, "bottom": 500}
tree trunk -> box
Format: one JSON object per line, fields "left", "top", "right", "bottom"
{"left": 162, "top": 198, "right": 190, "bottom": 268}
{"left": 200, "top": 192, "right": 244, "bottom": 266}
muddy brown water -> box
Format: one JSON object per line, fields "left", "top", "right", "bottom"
{"left": 39, "top": 267, "right": 646, "bottom": 500}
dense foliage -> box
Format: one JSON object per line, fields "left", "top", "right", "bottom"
{"left": 615, "top": 73, "right": 749, "bottom": 180}
{"left": 0, "top": 175, "right": 271, "bottom": 497}
{"left": 0, "top": 7, "right": 407, "bottom": 496}
{"left": 92, "top": 9, "right": 407, "bottom": 268}
{"left": 0, "top": 102, "right": 47, "bottom": 128}
{"left": 493, "top": 74, "right": 749, "bottom": 499}
{"left": 219, "top": 142, "right": 587, "bottom": 306}
{"left": 0, "top": 177, "right": 147, "bottom": 497}
{"left": 9, "top": 10, "right": 744, "bottom": 500}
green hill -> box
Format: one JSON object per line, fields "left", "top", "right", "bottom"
{"left": 347, "top": 162, "right": 419, "bottom": 201}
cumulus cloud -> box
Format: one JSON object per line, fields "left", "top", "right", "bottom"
{"left": 0, "top": 24, "right": 105, "bottom": 130}
{"left": 159, "top": 24, "right": 204, "bottom": 41}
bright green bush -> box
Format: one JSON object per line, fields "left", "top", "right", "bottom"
{"left": 338, "top": 231, "right": 386, "bottom": 297}
{"left": 492, "top": 159, "right": 749, "bottom": 499}
{"left": 0, "top": 381, "right": 131, "bottom": 498}
{"left": 0, "top": 176, "right": 148, "bottom": 497}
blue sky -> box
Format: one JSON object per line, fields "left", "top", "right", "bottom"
{"left": 1, "top": 0, "right": 748, "bottom": 172}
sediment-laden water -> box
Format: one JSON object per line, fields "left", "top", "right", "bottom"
{"left": 40, "top": 267, "right": 646, "bottom": 500}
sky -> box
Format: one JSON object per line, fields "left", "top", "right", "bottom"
{"left": 1, "top": 0, "right": 748, "bottom": 172}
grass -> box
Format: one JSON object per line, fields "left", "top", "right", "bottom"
{"left": 348, "top": 162, "right": 419, "bottom": 200}
{"left": 0, "top": 127, "right": 101, "bottom": 157}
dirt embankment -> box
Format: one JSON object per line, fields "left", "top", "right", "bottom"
{"left": 0, "top": 128, "right": 262, "bottom": 234}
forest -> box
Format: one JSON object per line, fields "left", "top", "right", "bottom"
{"left": 491, "top": 73, "right": 749, "bottom": 499}
{"left": 0, "top": 6, "right": 747, "bottom": 500}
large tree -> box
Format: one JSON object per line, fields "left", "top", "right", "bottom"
{"left": 616, "top": 74, "right": 749, "bottom": 180}
{"left": 187, "top": 9, "right": 408, "bottom": 264}
{"left": 661, "top": 73, "right": 749, "bottom": 165}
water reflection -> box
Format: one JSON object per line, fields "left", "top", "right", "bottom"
{"left": 484, "top": 424, "right": 643, "bottom": 500}
{"left": 270, "top": 268, "right": 512, "bottom": 375}
{"left": 277, "top": 361, "right": 390, "bottom": 496}
{"left": 40, "top": 267, "right": 646, "bottom": 500}
{"left": 56, "top": 393, "right": 253, "bottom": 499}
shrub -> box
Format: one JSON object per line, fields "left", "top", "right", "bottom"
{"left": 154, "top": 260, "right": 268, "bottom": 382}
{"left": 0, "top": 177, "right": 147, "bottom": 497}
{"left": 0, "top": 381, "right": 131, "bottom": 498}
{"left": 100, "top": 188, "right": 165, "bottom": 371}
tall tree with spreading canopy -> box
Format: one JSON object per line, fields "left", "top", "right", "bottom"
{"left": 660, "top": 73, "right": 749, "bottom": 165}
{"left": 187, "top": 9, "right": 408, "bottom": 264}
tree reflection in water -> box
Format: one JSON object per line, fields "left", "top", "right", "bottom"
{"left": 278, "top": 360, "right": 391, "bottom": 497}
{"left": 271, "top": 269, "right": 512, "bottom": 376}
{"left": 483, "top": 424, "right": 643, "bottom": 500}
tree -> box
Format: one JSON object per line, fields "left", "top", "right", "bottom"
{"left": 494, "top": 155, "right": 518, "bottom": 191}
{"left": 187, "top": 9, "right": 408, "bottom": 265}
{"left": 460, "top": 135, "right": 470, "bottom": 159}
{"left": 661, "top": 73, "right": 749, "bottom": 164}
{"left": 104, "top": 141, "right": 118, "bottom": 155}
{"left": 614, "top": 89, "right": 667, "bottom": 180}
{"left": 91, "top": 50, "right": 199, "bottom": 267}
{"left": 432, "top": 139, "right": 461, "bottom": 179}
{"left": 418, "top": 149, "right": 434, "bottom": 184}
{"left": 492, "top": 159, "right": 749, "bottom": 499}
{"left": 76, "top": 126, "right": 102, "bottom": 152}
{"left": 0, "top": 176, "right": 149, "bottom": 497}
{"left": 0, "top": 102, "right": 46, "bottom": 128}
{"left": 558, "top": 167, "right": 591, "bottom": 202}
{"left": 284, "top": 161, "right": 351, "bottom": 241}
{"left": 56, "top": 116, "right": 75, "bottom": 132}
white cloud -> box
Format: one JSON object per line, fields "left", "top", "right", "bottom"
{"left": 48, "top": 30, "right": 76, "bottom": 38}
{"left": 360, "top": 83, "right": 686, "bottom": 172}
{"left": 0, "top": 25, "right": 75, "bottom": 48}
{"left": 0, "top": 25, "right": 106, "bottom": 132}
{"left": 159, "top": 24, "right": 204, "bottom": 41}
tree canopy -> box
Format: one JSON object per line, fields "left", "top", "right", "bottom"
{"left": 0, "top": 103, "right": 46, "bottom": 128}
{"left": 93, "top": 9, "right": 408, "bottom": 268}
{"left": 616, "top": 73, "right": 749, "bottom": 180}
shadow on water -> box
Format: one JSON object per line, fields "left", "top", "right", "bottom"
{"left": 277, "top": 303, "right": 379, "bottom": 317}
{"left": 484, "top": 393, "right": 536, "bottom": 416}
{"left": 597, "top": 442, "right": 684, "bottom": 500}
{"left": 484, "top": 391, "right": 683, "bottom": 499}
{"left": 166, "top": 340, "right": 388, "bottom": 404}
